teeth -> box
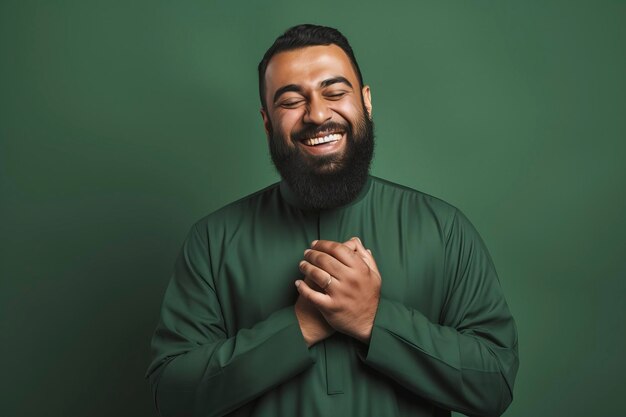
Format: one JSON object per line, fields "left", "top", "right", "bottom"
{"left": 303, "top": 133, "right": 342, "bottom": 146}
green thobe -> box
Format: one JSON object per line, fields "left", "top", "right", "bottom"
{"left": 146, "top": 176, "right": 519, "bottom": 417}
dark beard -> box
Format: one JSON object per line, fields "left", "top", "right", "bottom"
{"left": 268, "top": 108, "right": 375, "bottom": 210}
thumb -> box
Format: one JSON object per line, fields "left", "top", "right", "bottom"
{"left": 347, "top": 237, "right": 377, "bottom": 270}
{"left": 343, "top": 236, "right": 368, "bottom": 255}
{"left": 343, "top": 237, "right": 358, "bottom": 252}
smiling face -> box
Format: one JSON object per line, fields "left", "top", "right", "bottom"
{"left": 262, "top": 44, "right": 372, "bottom": 172}
{"left": 260, "top": 45, "right": 375, "bottom": 209}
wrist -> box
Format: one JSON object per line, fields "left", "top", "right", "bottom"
{"left": 300, "top": 323, "right": 324, "bottom": 347}
{"left": 294, "top": 304, "right": 322, "bottom": 347}
{"left": 351, "top": 324, "right": 372, "bottom": 345}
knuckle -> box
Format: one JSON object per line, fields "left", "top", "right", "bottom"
{"left": 309, "top": 251, "right": 321, "bottom": 264}
{"left": 316, "top": 270, "right": 329, "bottom": 286}
{"left": 327, "top": 241, "right": 340, "bottom": 253}
{"left": 310, "top": 269, "right": 323, "bottom": 283}
{"left": 315, "top": 252, "right": 330, "bottom": 269}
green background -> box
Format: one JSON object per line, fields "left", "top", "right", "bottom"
{"left": 1, "top": 1, "right": 624, "bottom": 416}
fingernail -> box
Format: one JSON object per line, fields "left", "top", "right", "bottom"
{"left": 311, "top": 240, "right": 318, "bottom": 247}
{"left": 299, "top": 260, "right": 305, "bottom": 269}
{"left": 304, "top": 249, "right": 311, "bottom": 255}
{"left": 295, "top": 280, "right": 301, "bottom": 288}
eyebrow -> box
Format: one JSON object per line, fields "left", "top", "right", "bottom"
{"left": 273, "top": 76, "right": 354, "bottom": 104}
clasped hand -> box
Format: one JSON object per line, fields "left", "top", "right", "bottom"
{"left": 294, "top": 237, "right": 381, "bottom": 346}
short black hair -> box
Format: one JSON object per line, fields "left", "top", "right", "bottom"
{"left": 258, "top": 24, "right": 364, "bottom": 110}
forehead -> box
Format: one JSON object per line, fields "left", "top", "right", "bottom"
{"left": 264, "top": 44, "right": 359, "bottom": 95}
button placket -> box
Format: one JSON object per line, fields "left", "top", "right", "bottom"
{"left": 319, "top": 210, "right": 345, "bottom": 395}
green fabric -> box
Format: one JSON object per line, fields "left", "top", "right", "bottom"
{"left": 146, "top": 176, "right": 519, "bottom": 417}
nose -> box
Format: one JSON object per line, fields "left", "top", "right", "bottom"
{"left": 303, "top": 95, "right": 332, "bottom": 125}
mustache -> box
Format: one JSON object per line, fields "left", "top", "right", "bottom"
{"left": 291, "top": 121, "right": 350, "bottom": 143}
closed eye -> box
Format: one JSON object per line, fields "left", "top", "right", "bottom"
{"left": 280, "top": 99, "right": 305, "bottom": 108}
{"left": 325, "top": 91, "right": 348, "bottom": 100}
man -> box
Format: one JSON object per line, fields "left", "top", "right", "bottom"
{"left": 146, "top": 24, "right": 519, "bottom": 417}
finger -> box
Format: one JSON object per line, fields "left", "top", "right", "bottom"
{"left": 295, "top": 280, "right": 333, "bottom": 309}
{"left": 342, "top": 237, "right": 376, "bottom": 270}
{"left": 351, "top": 237, "right": 370, "bottom": 258}
{"left": 342, "top": 238, "right": 358, "bottom": 252}
{"left": 366, "top": 249, "right": 379, "bottom": 270}
{"left": 351, "top": 237, "right": 380, "bottom": 272}
{"left": 303, "top": 276, "right": 323, "bottom": 292}
{"left": 299, "top": 260, "right": 335, "bottom": 291}
{"left": 304, "top": 248, "right": 351, "bottom": 280}
{"left": 310, "top": 240, "right": 359, "bottom": 267}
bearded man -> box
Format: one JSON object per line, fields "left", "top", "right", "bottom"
{"left": 146, "top": 24, "right": 519, "bottom": 417}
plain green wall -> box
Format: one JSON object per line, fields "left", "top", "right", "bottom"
{"left": 1, "top": 1, "right": 624, "bottom": 416}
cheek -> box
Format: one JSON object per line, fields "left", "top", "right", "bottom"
{"left": 269, "top": 112, "right": 301, "bottom": 143}
{"left": 334, "top": 102, "right": 363, "bottom": 125}
{"left": 337, "top": 94, "right": 364, "bottom": 114}
{"left": 276, "top": 112, "right": 304, "bottom": 136}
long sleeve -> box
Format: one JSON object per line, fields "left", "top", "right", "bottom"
{"left": 145, "top": 224, "right": 315, "bottom": 417}
{"left": 359, "top": 209, "right": 519, "bottom": 417}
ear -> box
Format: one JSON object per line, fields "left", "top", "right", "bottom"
{"left": 260, "top": 107, "right": 271, "bottom": 138}
{"left": 361, "top": 85, "right": 372, "bottom": 118}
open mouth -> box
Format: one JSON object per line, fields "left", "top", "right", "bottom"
{"left": 300, "top": 132, "right": 344, "bottom": 147}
